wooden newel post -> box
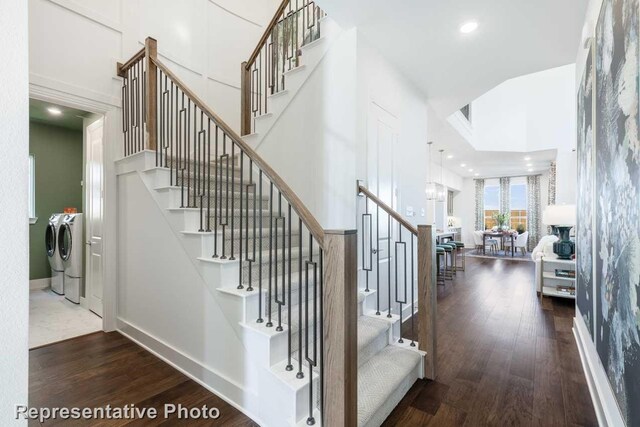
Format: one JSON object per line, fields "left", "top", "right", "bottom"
{"left": 240, "top": 61, "right": 251, "bottom": 136}
{"left": 418, "top": 225, "right": 437, "bottom": 380}
{"left": 323, "top": 230, "right": 358, "bottom": 427}
{"left": 145, "top": 37, "right": 158, "bottom": 151}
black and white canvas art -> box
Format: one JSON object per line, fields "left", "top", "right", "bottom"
{"left": 577, "top": 44, "right": 594, "bottom": 340}
{"left": 595, "top": 0, "right": 640, "bottom": 424}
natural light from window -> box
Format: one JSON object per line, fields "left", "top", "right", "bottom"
{"left": 483, "top": 180, "right": 499, "bottom": 229}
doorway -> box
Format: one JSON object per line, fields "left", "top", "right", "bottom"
{"left": 28, "top": 98, "right": 105, "bottom": 348}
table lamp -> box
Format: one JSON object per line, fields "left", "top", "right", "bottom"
{"left": 542, "top": 204, "right": 576, "bottom": 259}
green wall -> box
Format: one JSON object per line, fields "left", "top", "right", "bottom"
{"left": 29, "top": 121, "right": 83, "bottom": 280}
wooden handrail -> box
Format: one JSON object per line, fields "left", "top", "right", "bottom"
{"left": 152, "top": 56, "right": 325, "bottom": 247}
{"left": 116, "top": 47, "right": 145, "bottom": 77}
{"left": 245, "top": 0, "right": 290, "bottom": 69}
{"left": 358, "top": 185, "right": 418, "bottom": 236}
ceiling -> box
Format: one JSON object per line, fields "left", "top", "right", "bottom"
{"left": 320, "top": 0, "right": 588, "bottom": 118}
{"left": 441, "top": 148, "right": 558, "bottom": 179}
{"left": 29, "top": 99, "right": 89, "bottom": 130}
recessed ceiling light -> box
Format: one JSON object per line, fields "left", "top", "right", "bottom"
{"left": 474, "top": 173, "right": 479, "bottom": 176}
{"left": 460, "top": 163, "right": 467, "bottom": 167}
{"left": 460, "top": 21, "right": 479, "bottom": 34}
{"left": 468, "top": 169, "right": 473, "bottom": 172}
{"left": 524, "top": 156, "right": 531, "bottom": 161}
{"left": 47, "top": 107, "right": 62, "bottom": 116}
{"left": 528, "top": 168, "right": 534, "bottom": 172}
{"left": 526, "top": 163, "right": 533, "bottom": 167}
{"left": 447, "top": 155, "right": 454, "bottom": 159}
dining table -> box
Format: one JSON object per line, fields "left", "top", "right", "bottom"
{"left": 483, "top": 230, "right": 518, "bottom": 257}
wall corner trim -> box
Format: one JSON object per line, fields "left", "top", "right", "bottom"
{"left": 573, "top": 312, "right": 625, "bottom": 427}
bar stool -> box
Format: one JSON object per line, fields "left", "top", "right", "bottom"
{"left": 451, "top": 241, "right": 465, "bottom": 271}
{"left": 437, "top": 244, "right": 454, "bottom": 280}
{"left": 436, "top": 246, "right": 446, "bottom": 285}
{"left": 440, "top": 243, "right": 457, "bottom": 276}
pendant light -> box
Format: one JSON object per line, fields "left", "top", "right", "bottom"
{"left": 436, "top": 149, "right": 446, "bottom": 202}
{"left": 425, "top": 141, "right": 438, "bottom": 200}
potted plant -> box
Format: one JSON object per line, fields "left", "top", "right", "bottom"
{"left": 516, "top": 224, "right": 526, "bottom": 235}
{"left": 493, "top": 213, "right": 510, "bottom": 231}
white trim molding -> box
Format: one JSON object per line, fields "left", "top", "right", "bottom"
{"left": 29, "top": 278, "right": 51, "bottom": 291}
{"left": 117, "top": 318, "right": 264, "bottom": 426}
{"left": 573, "top": 311, "right": 625, "bottom": 427}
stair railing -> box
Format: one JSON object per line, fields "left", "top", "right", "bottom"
{"left": 117, "top": 38, "right": 356, "bottom": 426}
{"left": 240, "top": 0, "right": 326, "bottom": 136}
{"left": 358, "top": 184, "right": 437, "bottom": 380}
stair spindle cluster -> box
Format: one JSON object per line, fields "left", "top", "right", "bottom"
{"left": 241, "top": 0, "right": 325, "bottom": 136}
{"left": 118, "top": 38, "right": 328, "bottom": 425}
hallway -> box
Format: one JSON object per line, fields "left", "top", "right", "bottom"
{"left": 386, "top": 257, "right": 598, "bottom": 426}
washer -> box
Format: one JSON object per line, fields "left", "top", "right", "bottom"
{"left": 59, "top": 213, "right": 83, "bottom": 304}
{"left": 46, "top": 213, "right": 65, "bottom": 295}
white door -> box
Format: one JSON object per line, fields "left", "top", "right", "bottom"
{"left": 86, "top": 118, "right": 104, "bottom": 317}
{"left": 366, "top": 102, "right": 399, "bottom": 313}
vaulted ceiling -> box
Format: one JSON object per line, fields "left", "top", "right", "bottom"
{"left": 320, "top": 0, "right": 588, "bottom": 118}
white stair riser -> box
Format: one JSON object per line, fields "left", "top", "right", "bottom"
{"left": 197, "top": 259, "right": 240, "bottom": 289}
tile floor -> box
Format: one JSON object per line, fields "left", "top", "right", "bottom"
{"left": 29, "top": 288, "right": 102, "bottom": 349}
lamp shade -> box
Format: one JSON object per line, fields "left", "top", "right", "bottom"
{"left": 436, "top": 184, "right": 446, "bottom": 202}
{"left": 542, "top": 204, "right": 576, "bottom": 226}
{"left": 425, "top": 182, "right": 438, "bottom": 200}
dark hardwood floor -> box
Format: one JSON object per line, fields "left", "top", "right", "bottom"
{"left": 29, "top": 332, "right": 257, "bottom": 426}
{"left": 383, "top": 256, "right": 598, "bottom": 427}
{"left": 29, "top": 257, "right": 596, "bottom": 426}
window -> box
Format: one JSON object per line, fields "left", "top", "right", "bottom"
{"left": 460, "top": 104, "right": 472, "bottom": 123}
{"left": 510, "top": 181, "right": 527, "bottom": 230}
{"left": 28, "top": 155, "right": 37, "bottom": 223}
{"left": 483, "top": 179, "right": 500, "bottom": 229}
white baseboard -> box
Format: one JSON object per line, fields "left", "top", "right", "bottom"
{"left": 30, "top": 277, "right": 51, "bottom": 290}
{"left": 117, "top": 318, "right": 264, "bottom": 426}
{"left": 573, "top": 311, "right": 624, "bottom": 427}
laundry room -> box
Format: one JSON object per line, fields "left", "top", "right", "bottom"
{"left": 28, "top": 99, "right": 103, "bottom": 349}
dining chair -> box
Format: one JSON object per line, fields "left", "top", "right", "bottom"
{"left": 473, "top": 231, "right": 498, "bottom": 254}
{"left": 504, "top": 231, "right": 529, "bottom": 256}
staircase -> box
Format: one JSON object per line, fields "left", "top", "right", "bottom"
{"left": 114, "top": 2, "right": 437, "bottom": 425}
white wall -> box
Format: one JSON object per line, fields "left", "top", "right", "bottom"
{"left": 471, "top": 65, "right": 577, "bottom": 203}
{"left": 29, "top": 0, "right": 280, "bottom": 146}
{"left": 0, "top": 0, "right": 29, "bottom": 424}
{"left": 472, "top": 64, "right": 576, "bottom": 153}
{"left": 355, "top": 35, "right": 462, "bottom": 230}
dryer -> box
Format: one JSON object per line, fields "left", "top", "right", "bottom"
{"left": 46, "top": 213, "right": 65, "bottom": 295}
{"left": 59, "top": 213, "right": 83, "bottom": 304}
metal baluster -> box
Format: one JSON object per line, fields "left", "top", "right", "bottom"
{"left": 286, "top": 203, "right": 293, "bottom": 371}
{"left": 230, "top": 142, "right": 236, "bottom": 260}
{"left": 267, "top": 182, "right": 273, "bottom": 328}
{"left": 387, "top": 213, "right": 392, "bottom": 318}
{"left": 276, "top": 192, "right": 285, "bottom": 332}
{"left": 396, "top": 224, "right": 406, "bottom": 343}
{"left": 318, "top": 246, "right": 324, "bottom": 427}
{"left": 362, "top": 197, "right": 372, "bottom": 292}
{"left": 410, "top": 234, "right": 415, "bottom": 347}
{"left": 213, "top": 126, "right": 219, "bottom": 257}
{"left": 305, "top": 234, "right": 316, "bottom": 425}
{"left": 297, "top": 217, "right": 303, "bottom": 379}
{"left": 376, "top": 205, "right": 380, "bottom": 315}
{"left": 206, "top": 119, "right": 211, "bottom": 232}
{"left": 257, "top": 171, "right": 264, "bottom": 323}
{"left": 245, "top": 160, "right": 255, "bottom": 292}
{"left": 238, "top": 151, "right": 244, "bottom": 289}
{"left": 186, "top": 99, "right": 192, "bottom": 207}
